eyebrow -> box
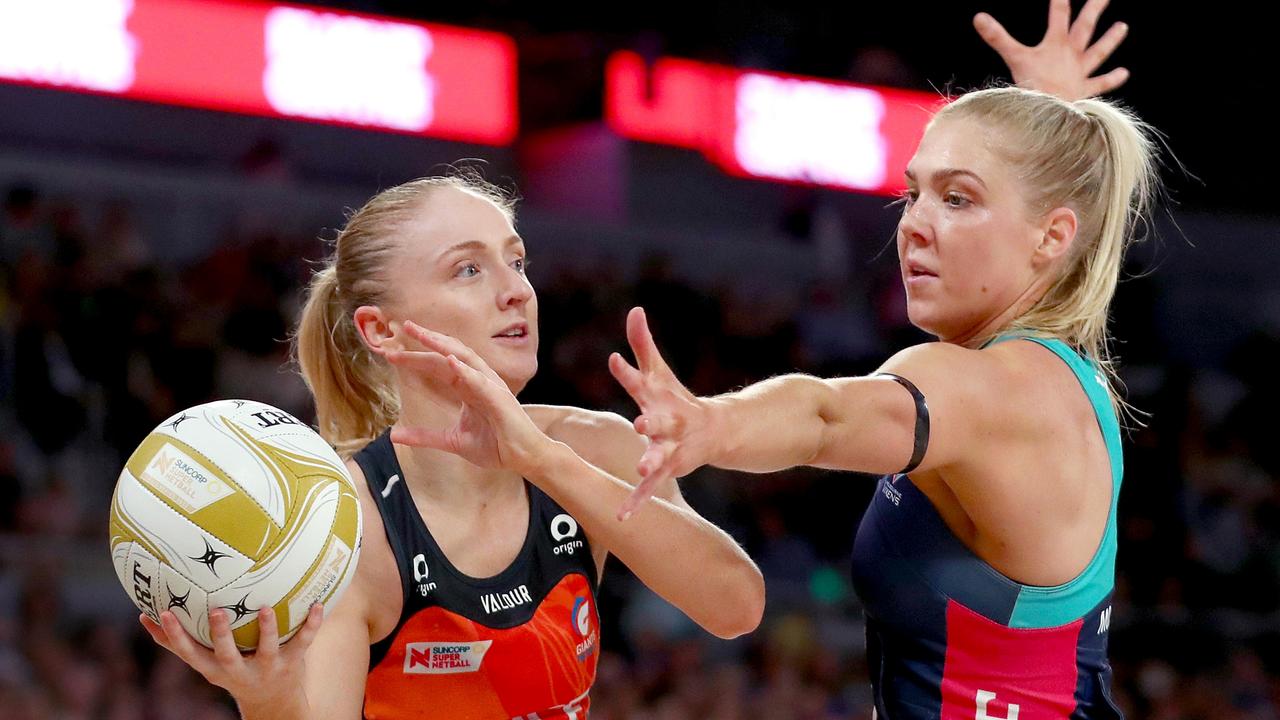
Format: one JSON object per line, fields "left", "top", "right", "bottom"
{"left": 903, "top": 168, "right": 987, "bottom": 189}
{"left": 437, "top": 235, "right": 524, "bottom": 259}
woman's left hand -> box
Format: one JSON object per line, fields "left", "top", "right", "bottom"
{"left": 385, "top": 322, "right": 552, "bottom": 475}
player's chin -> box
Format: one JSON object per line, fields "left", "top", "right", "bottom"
{"left": 905, "top": 301, "right": 942, "bottom": 335}
{"left": 497, "top": 356, "right": 539, "bottom": 395}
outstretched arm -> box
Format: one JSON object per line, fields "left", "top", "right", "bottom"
{"left": 975, "top": 0, "right": 1130, "bottom": 100}
{"left": 608, "top": 308, "right": 1008, "bottom": 515}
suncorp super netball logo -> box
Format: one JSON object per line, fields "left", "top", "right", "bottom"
{"left": 403, "top": 641, "right": 492, "bottom": 675}
{"left": 571, "top": 595, "right": 596, "bottom": 662}
{"left": 141, "top": 444, "right": 233, "bottom": 513}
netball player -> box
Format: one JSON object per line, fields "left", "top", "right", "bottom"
{"left": 136, "top": 175, "right": 765, "bottom": 720}
{"left": 607, "top": 6, "right": 1154, "bottom": 719}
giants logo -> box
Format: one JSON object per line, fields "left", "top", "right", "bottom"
{"left": 570, "top": 595, "right": 596, "bottom": 662}
{"left": 412, "top": 553, "right": 437, "bottom": 596}
{"left": 550, "top": 513, "right": 584, "bottom": 556}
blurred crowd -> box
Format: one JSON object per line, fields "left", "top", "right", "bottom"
{"left": 2, "top": 178, "right": 1279, "bottom": 720}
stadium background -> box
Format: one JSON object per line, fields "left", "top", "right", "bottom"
{"left": 0, "top": 1, "right": 1275, "bottom": 718}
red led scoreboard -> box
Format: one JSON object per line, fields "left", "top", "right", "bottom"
{"left": 0, "top": 0, "right": 517, "bottom": 145}
{"left": 606, "top": 51, "right": 944, "bottom": 196}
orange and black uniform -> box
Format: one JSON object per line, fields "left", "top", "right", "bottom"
{"left": 354, "top": 432, "right": 599, "bottom": 720}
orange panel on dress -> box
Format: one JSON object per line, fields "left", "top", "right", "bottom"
{"left": 364, "top": 573, "right": 598, "bottom": 720}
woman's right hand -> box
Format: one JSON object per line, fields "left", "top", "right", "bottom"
{"left": 608, "top": 307, "right": 718, "bottom": 519}
{"left": 139, "top": 604, "right": 323, "bottom": 712}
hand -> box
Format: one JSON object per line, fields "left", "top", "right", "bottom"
{"left": 975, "top": 0, "right": 1130, "bottom": 101}
{"left": 139, "top": 604, "right": 322, "bottom": 708}
{"left": 385, "top": 322, "right": 552, "bottom": 475}
{"left": 608, "top": 307, "right": 716, "bottom": 519}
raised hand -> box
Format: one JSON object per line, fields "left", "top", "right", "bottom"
{"left": 139, "top": 604, "right": 322, "bottom": 709}
{"left": 975, "top": 0, "right": 1130, "bottom": 101}
{"left": 385, "top": 321, "right": 550, "bottom": 475}
{"left": 607, "top": 307, "right": 716, "bottom": 519}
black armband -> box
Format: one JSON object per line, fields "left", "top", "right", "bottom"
{"left": 875, "top": 372, "right": 930, "bottom": 475}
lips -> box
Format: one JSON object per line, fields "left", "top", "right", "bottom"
{"left": 905, "top": 260, "right": 938, "bottom": 278}
{"left": 492, "top": 322, "right": 528, "bottom": 339}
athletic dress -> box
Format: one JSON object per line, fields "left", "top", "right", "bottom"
{"left": 354, "top": 432, "right": 600, "bottom": 720}
{"left": 851, "top": 337, "right": 1125, "bottom": 719}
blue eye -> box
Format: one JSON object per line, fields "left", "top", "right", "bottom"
{"left": 945, "top": 192, "right": 971, "bottom": 208}
{"left": 512, "top": 257, "right": 527, "bottom": 273}
{"left": 456, "top": 263, "right": 479, "bottom": 278}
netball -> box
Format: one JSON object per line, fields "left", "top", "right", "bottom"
{"left": 108, "top": 399, "right": 362, "bottom": 650}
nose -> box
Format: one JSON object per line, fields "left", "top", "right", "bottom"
{"left": 497, "top": 265, "right": 533, "bottom": 310}
{"left": 898, "top": 199, "right": 932, "bottom": 248}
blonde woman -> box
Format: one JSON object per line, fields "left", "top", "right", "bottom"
{"left": 138, "top": 175, "right": 766, "bottom": 720}
{"left": 608, "top": 6, "right": 1151, "bottom": 720}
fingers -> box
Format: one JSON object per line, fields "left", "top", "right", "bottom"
{"left": 384, "top": 348, "right": 453, "bottom": 379}
{"left": 1084, "top": 66, "right": 1130, "bottom": 97}
{"left": 635, "top": 413, "right": 679, "bottom": 439}
{"left": 389, "top": 348, "right": 503, "bottom": 412}
{"left": 625, "top": 307, "right": 670, "bottom": 376}
{"left": 402, "top": 322, "right": 487, "bottom": 372}
{"left": 618, "top": 472, "right": 666, "bottom": 521}
{"left": 254, "top": 606, "right": 280, "bottom": 660}
{"left": 209, "top": 608, "right": 243, "bottom": 667}
{"left": 1069, "top": 0, "right": 1109, "bottom": 49}
{"left": 973, "top": 12, "right": 1023, "bottom": 60}
{"left": 390, "top": 425, "right": 456, "bottom": 453}
{"left": 401, "top": 320, "right": 462, "bottom": 355}
{"left": 1083, "top": 21, "right": 1129, "bottom": 74}
{"left": 619, "top": 440, "right": 684, "bottom": 520}
{"left": 158, "top": 610, "right": 218, "bottom": 676}
{"left": 637, "top": 442, "right": 670, "bottom": 479}
{"left": 139, "top": 613, "right": 173, "bottom": 652}
{"left": 1046, "top": 0, "right": 1071, "bottom": 38}
{"left": 285, "top": 603, "right": 325, "bottom": 656}
{"left": 444, "top": 355, "right": 509, "bottom": 413}
{"left": 608, "top": 352, "right": 649, "bottom": 408}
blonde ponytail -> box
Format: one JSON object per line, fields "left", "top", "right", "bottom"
{"left": 933, "top": 88, "right": 1159, "bottom": 413}
{"left": 294, "top": 263, "right": 399, "bottom": 458}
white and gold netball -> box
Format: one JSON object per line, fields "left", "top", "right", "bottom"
{"left": 109, "top": 399, "right": 361, "bottom": 650}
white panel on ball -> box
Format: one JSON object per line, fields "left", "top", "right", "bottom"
{"left": 157, "top": 563, "right": 212, "bottom": 646}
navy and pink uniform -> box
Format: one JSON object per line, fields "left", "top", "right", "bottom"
{"left": 851, "top": 337, "right": 1125, "bottom": 719}
{"left": 354, "top": 432, "right": 600, "bottom": 720}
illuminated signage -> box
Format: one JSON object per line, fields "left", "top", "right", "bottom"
{"left": 0, "top": 0, "right": 517, "bottom": 145}
{"left": 606, "top": 51, "right": 943, "bottom": 195}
